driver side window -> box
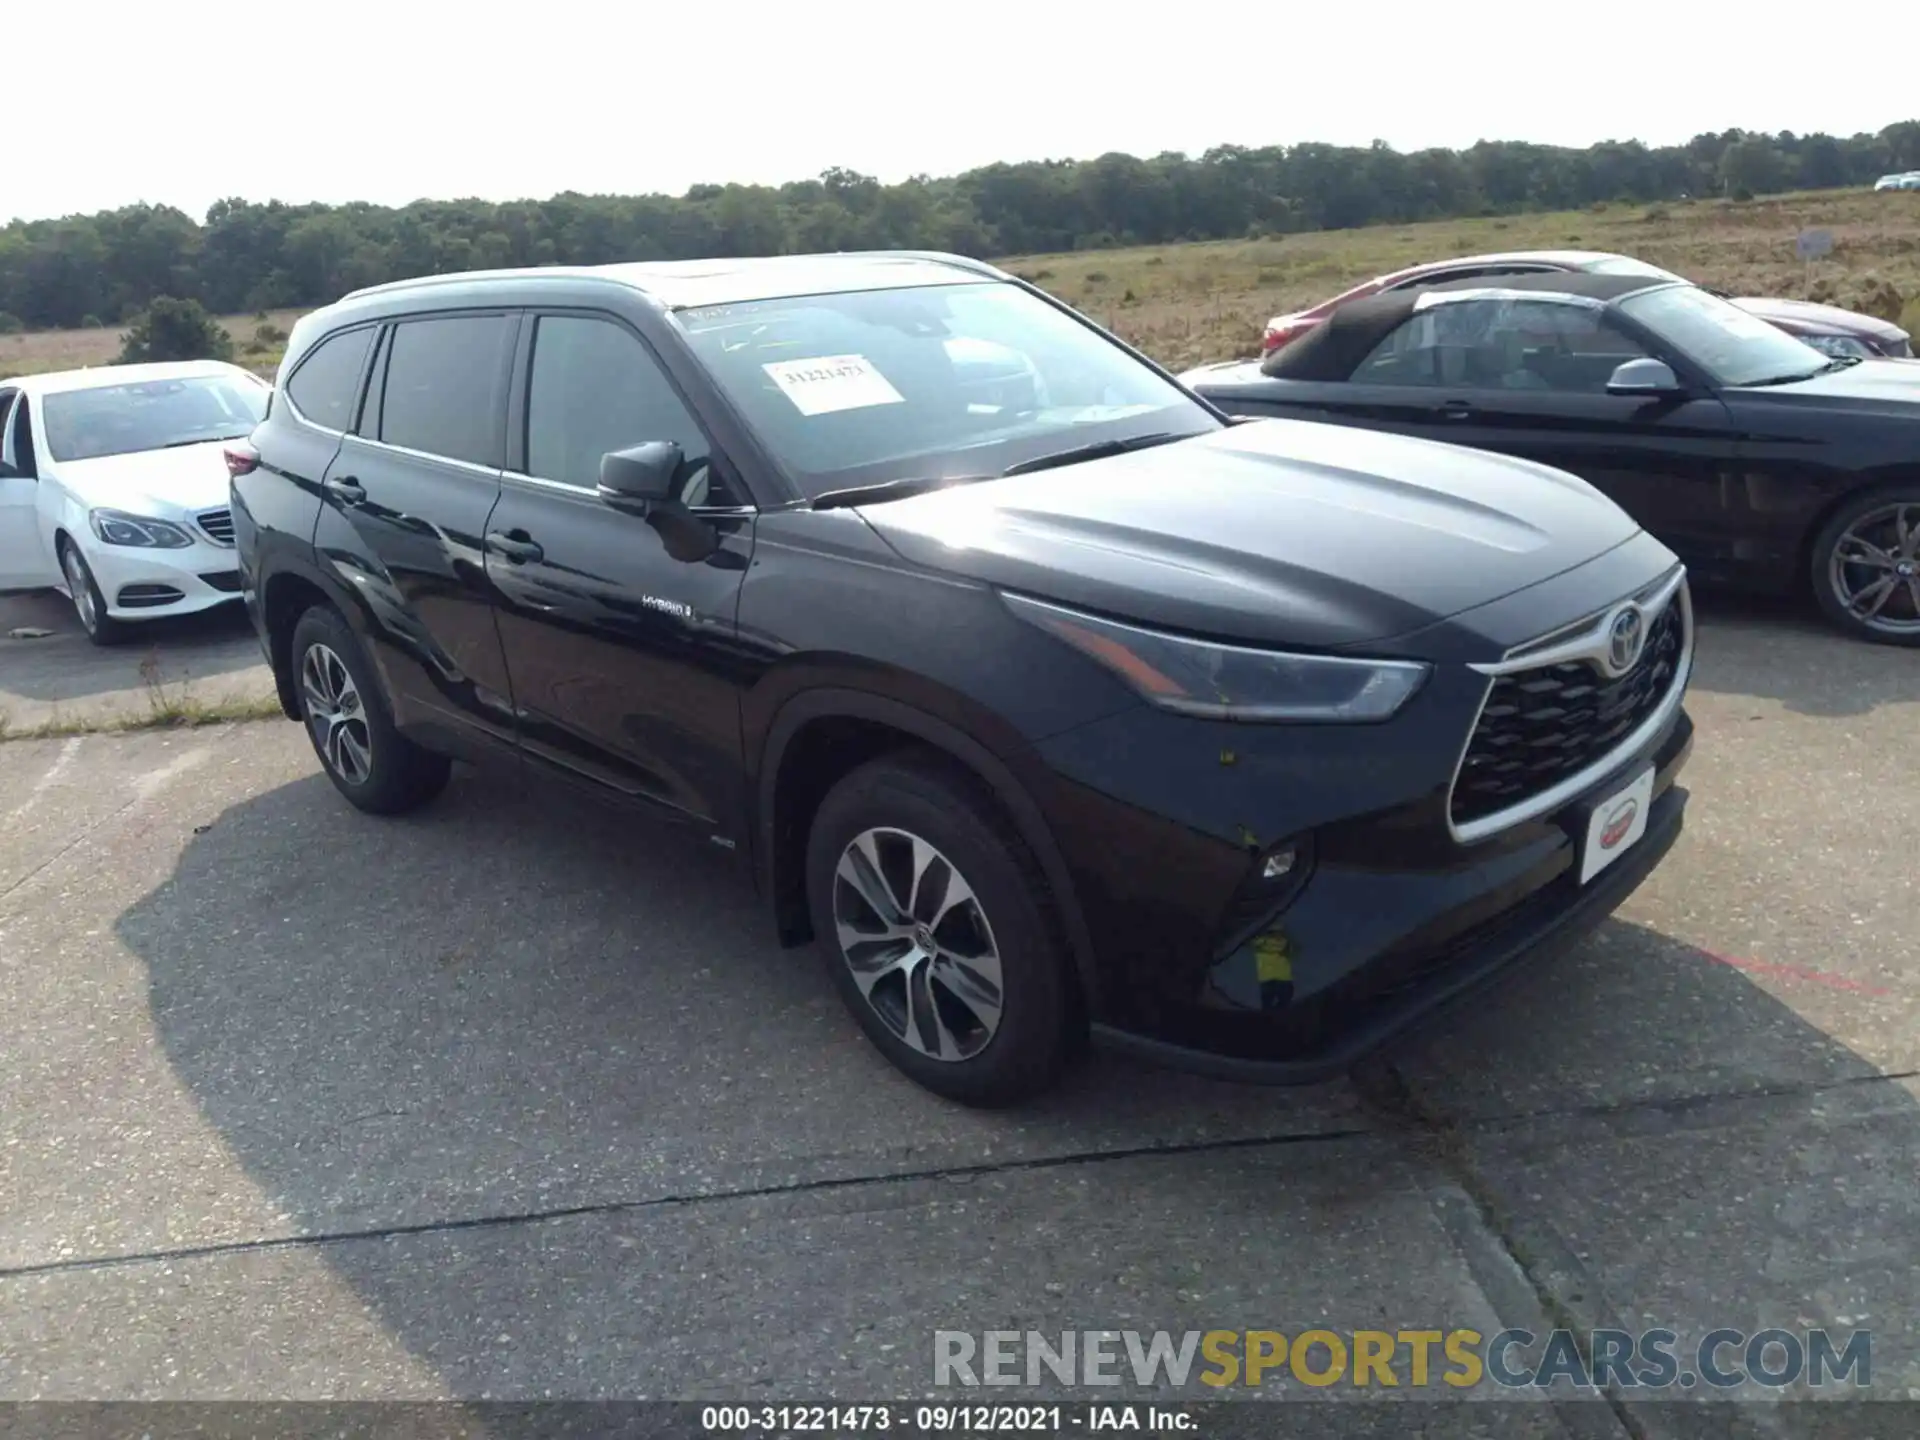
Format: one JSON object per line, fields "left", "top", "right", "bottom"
{"left": 1, "top": 392, "right": 37, "bottom": 477}
{"left": 524, "top": 314, "right": 741, "bottom": 508}
{"left": 1352, "top": 299, "right": 1650, "bottom": 392}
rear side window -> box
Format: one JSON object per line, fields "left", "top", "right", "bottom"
{"left": 379, "top": 315, "right": 512, "bottom": 469}
{"left": 285, "top": 327, "right": 374, "bottom": 431}
{"left": 525, "top": 315, "right": 722, "bottom": 499}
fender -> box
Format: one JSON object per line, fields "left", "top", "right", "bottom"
{"left": 255, "top": 544, "right": 380, "bottom": 719}
{"left": 756, "top": 686, "right": 1101, "bottom": 1011}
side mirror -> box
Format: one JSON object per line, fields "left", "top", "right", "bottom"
{"left": 598, "top": 441, "right": 684, "bottom": 510}
{"left": 1606, "top": 358, "right": 1683, "bottom": 396}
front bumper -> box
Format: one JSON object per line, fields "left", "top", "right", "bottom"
{"left": 82, "top": 537, "right": 243, "bottom": 620}
{"left": 1027, "top": 541, "right": 1697, "bottom": 1081}
{"left": 1092, "top": 743, "right": 1689, "bottom": 1084}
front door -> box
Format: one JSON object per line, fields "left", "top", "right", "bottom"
{"left": 312, "top": 312, "right": 519, "bottom": 751}
{"left": 484, "top": 310, "right": 756, "bottom": 830}
{"left": 0, "top": 391, "right": 55, "bottom": 589}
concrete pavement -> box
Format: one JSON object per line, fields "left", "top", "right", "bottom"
{"left": 0, "top": 588, "right": 274, "bottom": 731}
{"left": 0, "top": 599, "right": 1915, "bottom": 1434}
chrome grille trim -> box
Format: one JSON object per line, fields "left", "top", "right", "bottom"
{"left": 1471, "top": 565, "right": 1686, "bottom": 677}
{"left": 196, "top": 508, "right": 236, "bottom": 547}
{"left": 1445, "top": 567, "right": 1693, "bottom": 845}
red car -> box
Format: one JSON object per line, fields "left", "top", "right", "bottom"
{"left": 1260, "top": 250, "right": 1913, "bottom": 359}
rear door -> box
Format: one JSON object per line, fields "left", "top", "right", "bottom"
{"left": 313, "top": 311, "right": 519, "bottom": 752}
{"left": 484, "top": 309, "right": 756, "bottom": 827}
{"left": 0, "top": 390, "right": 56, "bottom": 589}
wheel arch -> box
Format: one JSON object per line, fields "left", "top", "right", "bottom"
{"left": 1799, "top": 467, "right": 1920, "bottom": 592}
{"left": 755, "top": 687, "right": 1100, "bottom": 1012}
{"left": 258, "top": 557, "right": 367, "bottom": 721}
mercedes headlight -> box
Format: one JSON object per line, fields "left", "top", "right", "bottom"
{"left": 1004, "top": 594, "right": 1429, "bottom": 722}
{"left": 89, "top": 509, "right": 194, "bottom": 548}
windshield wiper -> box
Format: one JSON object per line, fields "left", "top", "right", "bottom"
{"left": 809, "top": 474, "right": 994, "bottom": 511}
{"left": 1740, "top": 368, "right": 1831, "bottom": 388}
{"left": 157, "top": 432, "right": 254, "bottom": 450}
{"left": 1000, "top": 430, "right": 1187, "bottom": 477}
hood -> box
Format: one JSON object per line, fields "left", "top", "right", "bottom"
{"left": 51, "top": 441, "right": 235, "bottom": 516}
{"left": 1731, "top": 296, "right": 1908, "bottom": 342}
{"left": 1179, "top": 359, "right": 1266, "bottom": 388}
{"left": 1735, "top": 356, "right": 1920, "bottom": 412}
{"left": 855, "top": 419, "right": 1641, "bottom": 651}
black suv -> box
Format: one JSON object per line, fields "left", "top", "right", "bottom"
{"left": 231, "top": 251, "right": 1695, "bottom": 1105}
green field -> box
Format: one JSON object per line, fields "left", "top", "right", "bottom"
{"left": 6, "top": 188, "right": 1919, "bottom": 381}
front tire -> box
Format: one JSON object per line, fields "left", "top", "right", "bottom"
{"left": 58, "top": 539, "right": 130, "bottom": 647}
{"left": 290, "top": 605, "right": 450, "bottom": 814}
{"left": 805, "top": 752, "right": 1073, "bottom": 1106}
{"left": 1810, "top": 488, "right": 1920, "bottom": 645}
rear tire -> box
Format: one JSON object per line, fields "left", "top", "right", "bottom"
{"left": 289, "top": 605, "right": 451, "bottom": 814}
{"left": 58, "top": 539, "right": 130, "bottom": 647}
{"left": 1809, "top": 487, "right": 1920, "bottom": 646}
{"left": 805, "top": 752, "right": 1072, "bottom": 1106}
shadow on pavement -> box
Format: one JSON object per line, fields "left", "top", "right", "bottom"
{"left": 1685, "top": 589, "right": 1919, "bottom": 719}
{"left": 112, "top": 765, "right": 1919, "bottom": 1405}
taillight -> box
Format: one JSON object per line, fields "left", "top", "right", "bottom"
{"left": 1261, "top": 320, "right": 1310, "bottom": 354}
{"left": 224, "top": 441, "right": 259, "bottom": 478}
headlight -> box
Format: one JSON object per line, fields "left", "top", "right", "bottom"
{"left": 1004, "top": 593, "right": 1429, "bottom": 722}
{"left": 1798, "top": 333, "right": 1873, "bottom": 359}
{"left": 88, "top": 509, "right": 194, "bottom": 548}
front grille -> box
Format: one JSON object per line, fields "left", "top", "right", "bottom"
{"left": 196, "top": 508, "right": 235, "bottom": 546}
{"left": 117, "top": 584, "right": 185, "bottom": 608}
{"left": 198, "top": 570, "right": 242, "bottom": 593}
{"left": 1451, "top": 597, "right": 1684, "bottom": 830}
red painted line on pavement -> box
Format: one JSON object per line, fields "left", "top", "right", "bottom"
{"left": 1706, "top": 951, "right": 1893, "bottom": 999}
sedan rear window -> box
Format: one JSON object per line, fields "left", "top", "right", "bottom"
{"left": 42, "top": 375, "right": 270, "bottom": 463}
{"left": 1586, "top": 257, "right": 1687, "bottom": 282}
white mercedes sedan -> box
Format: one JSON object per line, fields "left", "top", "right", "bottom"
{"left": 0, "top": 361, "right": 270, "bottom": 644}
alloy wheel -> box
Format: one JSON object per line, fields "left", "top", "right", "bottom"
{"left": 300, "top": 642, "right": 373, "bottom": 785}
{"left": 61, "top": 548, "right": 97, "bottom": 636}
{"left": 831, "top": 826, "right": 1005, "bottom": 1062}
{"left": 1830, "top": 502, "right": 1920, "bottom": 637}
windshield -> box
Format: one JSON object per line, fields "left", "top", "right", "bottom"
{"left": 1585, "top": 256, "right": 1686, "bottom": 282}
{"left": 673, "top": 281, "right": 1218, "bottom": 497}
{"left": 43, "top": 374, "right": 269, "bottom": 463}
{"left": 1618, "top": 284, "right": 1831, "bottom": 387}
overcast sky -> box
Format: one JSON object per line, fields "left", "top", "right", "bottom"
{"left": 11, "top": 2, "right": 1917, "bottom": 225}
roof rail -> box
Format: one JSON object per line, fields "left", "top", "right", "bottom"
{"left": 338, "top": 267, "right": 590, "bottom": 302}
{"left": 858, "top": 250, "right": 1007, "bottom": 280}
{"left": 335, "top": 251, "right": 1008, "bottom": 305}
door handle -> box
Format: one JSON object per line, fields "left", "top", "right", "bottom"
{"left": 1436, "top": 400, "right": 1474, "bottom": 421}
{"left": 323, "top": 475, "right": 367, "bottom": 504}
{"left": 485, "top": 530, "right": 544, "bottom": 564}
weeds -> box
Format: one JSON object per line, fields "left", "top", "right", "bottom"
{"left": 0, "top": 654, "right": 282, "bottom": 743}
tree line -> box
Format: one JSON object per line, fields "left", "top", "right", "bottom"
{"left": 3, "top": 123, "right": 1917, "bottom": 332}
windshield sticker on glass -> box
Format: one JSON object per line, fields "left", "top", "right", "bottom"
{"left": 763, "top": 354, "right": 906, "bottom": 416}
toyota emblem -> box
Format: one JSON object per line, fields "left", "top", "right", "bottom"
{"left": 1606, "top": 606, "right": 1646, "bottom": 675}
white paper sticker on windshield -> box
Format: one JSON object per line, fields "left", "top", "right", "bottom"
{"left": 762, "top": 354, "right": 905, "bottom": 416}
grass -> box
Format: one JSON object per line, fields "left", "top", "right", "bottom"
{"left": 5, "top": 187, "right": 1919, "bottom": 383}
{"left": 0, "top": 651, "right": 283, "bottom": 743}
{"left": 1003, "top": 187, "right": 1920, "bottom": 371}
{"left": 0, "top": 308, "right": 300, "bottom": 381}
